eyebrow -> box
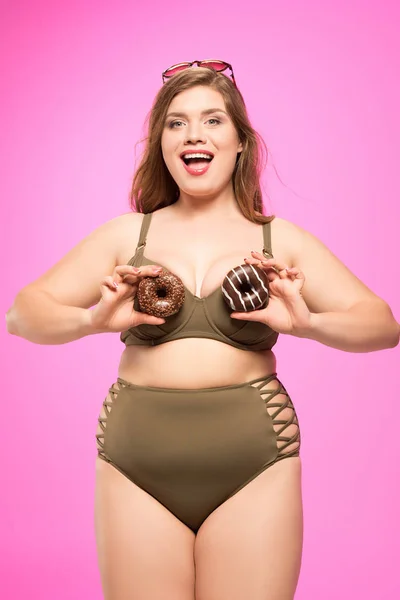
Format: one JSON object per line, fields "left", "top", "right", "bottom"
{"left": 165, "top": 108, "right": 228, "bottom": 119}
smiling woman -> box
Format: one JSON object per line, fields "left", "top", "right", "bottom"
{"left": 6, "top": 62, "right": 399, "bottom": 600}
{"left": 159, "top": 85, "right": 244, "bottom": 200}
{"left": 130, "top": 66, "right": 266, "bottom": 221}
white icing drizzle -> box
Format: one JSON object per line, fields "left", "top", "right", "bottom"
{"left": 246, "top": 291, "right": 256, "bottom": 309}
{"left": 249, "top": 264, "right": 269, "bottom": 295}
{"left": 226, "top": 274, "right": 247, "bottom": 310}
{"left": 221, "top": 285, "right": 237, "bottom": 310}
{"left": 239, "top": 265, "right": 262, "bottom": 304}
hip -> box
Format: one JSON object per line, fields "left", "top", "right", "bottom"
{"left": 96, "top": 371, "right": 301, "bottom": 471}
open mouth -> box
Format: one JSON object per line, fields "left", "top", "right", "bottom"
{"left": 181, "top": 153, "right": 214, "bottom": 168}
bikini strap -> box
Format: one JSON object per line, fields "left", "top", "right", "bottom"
{"left": 128, "top": 212, "right": 153, "bottom": 267}
{"left": 262, "top": 219, "right": 274, "bottom": 259}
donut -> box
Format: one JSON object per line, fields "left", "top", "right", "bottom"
{"left": 137, "top": 268, "right": 185, "bottom": 318}
{"left": 221, "top": 263, "right": 270, "bottom": 312}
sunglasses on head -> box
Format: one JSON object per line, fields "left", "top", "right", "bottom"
{"left": 162, "top": 59, "right": 237, "bottom": 87}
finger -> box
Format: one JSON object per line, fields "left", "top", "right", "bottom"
{"left": 243, "top": 256, "right": 282, "bottom": 278}
{"left": 286, "top": 267, "right": 305, "bottom": 280}
{"left": 250, "top": 250, "right": 265, "bottom": 259}
{"left": 251, "top": 250, "right": 278, "bottom": 264}
{"left": 256, "top": 256, "right": 288, "bottom": 271}
{"left": 259, "top": 262, "right": 289, "bottom": 278}
{"left": 248, "top": 253, "right": 287, "bottom": 272}
{"left": 259, "top": 259, "right": 291, "bottom": 278}
{"left": 243, "top": 257, "right": 262, "bottom": 266}
{"left": 100, "top": 276, "right": 127, "bottom": 298}
{"left": 114, "top": 265, "right": 163, "bottom": 283}
{"left": 284, "top": 267, "right": 305, "bottom": 287}
{"left": 230, "top": 309, "right": 266, "bottom": 322}
{"left": 114, "top": 265, "right": 141, "bottom": 279}
{"left": 101, "top": 275, "right": 120, "bottom": 289}
{"left": 286, "top": 268, "right": 306, "bottom": 296}
{"left": 136, "top": 265, "right": 165, "bottom": 277}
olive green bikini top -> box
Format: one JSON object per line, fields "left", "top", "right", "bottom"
{"left": 120, "top": 213, "right": 279, "bottom": 351}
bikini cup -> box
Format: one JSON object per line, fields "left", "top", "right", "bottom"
{"left": 120, "top": 211, "right": 278, "bottom": 349}
{"left": 125, "top": 255, "right": 278, "bottom": 347}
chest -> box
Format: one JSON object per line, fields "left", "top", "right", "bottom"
{"left": 120, "top": 216, "right": 290, "bottom": 300}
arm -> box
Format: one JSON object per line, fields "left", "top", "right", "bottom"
{"left": 6, "top": 290, "right": 96, "bottom": 345}
{"left": 298, "top": 300, "right": 399, "bottom": 352}
{"left": 6, "top": 212, "right": 140, "bottom": 345}
{"left": 289, "top": 222, "right": 399, "bottom": 352}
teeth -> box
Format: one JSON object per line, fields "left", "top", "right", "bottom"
{"left": 182, "top": 153, "right": 213, "bottom": 160}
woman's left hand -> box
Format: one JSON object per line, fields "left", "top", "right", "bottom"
{"left": 230, "top": 251, "right": 312, "bottom": 335}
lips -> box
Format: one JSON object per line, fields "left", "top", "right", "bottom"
{"left": 179, "top": 151, "right": 214, "bottom": 177}
{"left": 181, "top": 159, "right": 212, "bottom": 176}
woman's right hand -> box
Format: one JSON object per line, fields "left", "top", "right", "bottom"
{"left": 90, "top": 264, "right": 166, "bottom": 333}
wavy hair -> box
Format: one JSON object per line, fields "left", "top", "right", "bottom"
{"left": 129, "top": 67, "right": 275, "bottom": 224}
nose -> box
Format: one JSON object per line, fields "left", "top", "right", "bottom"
{"left": 184, "top": 123, "right": 207, "bottom": 145}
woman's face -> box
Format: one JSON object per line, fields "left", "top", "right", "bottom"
{"left": 161, "top": 85, "right": 243, "bottom": 199}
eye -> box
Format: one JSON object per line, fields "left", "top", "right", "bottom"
{"left": 167, "top": 117, "right": 222, "bottom": 129}
{"left": 168, "top": 120, "right": 184, "bottom": 129}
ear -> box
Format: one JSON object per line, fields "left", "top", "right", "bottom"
{"left": 237, "top": 141, "right": 243, "bottom": 153}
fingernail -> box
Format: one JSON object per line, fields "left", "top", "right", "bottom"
{"left": 153, "top": 267, "right": 162, "bottom": 273}
{"left": 112, "top": 281, "right": 119, "bottom": 288}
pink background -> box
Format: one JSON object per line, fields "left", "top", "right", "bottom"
{"left": 2, "top": 1, "right": 399, "bottom": 598}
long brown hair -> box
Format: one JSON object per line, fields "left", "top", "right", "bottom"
{"left": 130, "top": 67, "right": 275, "bottom": 224}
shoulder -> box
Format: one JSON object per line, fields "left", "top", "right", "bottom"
{"left": 268, "top": 216, "right": 306, "bottom": 266}
{"left": 103, "top": 210, "right": 151, "bottom": 236}
{"left": 107, "top": 210, "right": 145, "bottom": 230}
{"left": 90, "top": 210, "right": 144, "bottom": 237}
{"left": 270, "top": 216, "right": 302, "bottom": 235}
{"left": 110, "top": 211, "right": 148, "bottom": 264}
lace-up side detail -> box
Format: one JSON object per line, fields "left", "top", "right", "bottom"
{"left": 96, "top": 380, "right": 128, "bottom": 462}
{"left": 251, "top": 374, "right": 301, "bottom": 459}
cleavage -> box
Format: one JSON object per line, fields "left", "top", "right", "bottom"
{"left": 142, "top": 252, "right": 243, "bottom": 300}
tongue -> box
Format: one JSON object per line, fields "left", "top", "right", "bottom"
{"left": 186, "top": 158, "right": 211, "bottom": 169}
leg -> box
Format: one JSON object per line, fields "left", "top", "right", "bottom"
{"left": 194, "top": 377, "right": 303, "bottom": 600}
{"left": 95, "top": 383, "right": 196, "bottom": 600}
{"left": 194, "top": 457, "right": 303, "bottom": 600}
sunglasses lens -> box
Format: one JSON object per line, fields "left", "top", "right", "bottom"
{"left": 163, "top": 60, "right": 235, "bottom": 85}
{"left": 164, "top": 63, "right": 191, "bottom": 78}
{"left": 200, "top": 60, "right": 228, "bottom": 72}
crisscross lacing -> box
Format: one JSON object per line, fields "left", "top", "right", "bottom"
{"left": 96, "top": 381, "right": 128, "bottom": 461}
{"left": 251, "top": 374, "right": 300, "bottom": 459}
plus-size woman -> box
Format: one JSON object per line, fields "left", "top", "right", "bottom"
{"left": 7, "top": 61, "right": 399, "bottom": 600}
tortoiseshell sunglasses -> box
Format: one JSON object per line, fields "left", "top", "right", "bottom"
{"left": 162, "top": 59, "right": 237, "bottom": 87}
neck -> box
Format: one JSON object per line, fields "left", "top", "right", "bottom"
{"left": 172, "top": 186, "right": 243, "bottom": 220}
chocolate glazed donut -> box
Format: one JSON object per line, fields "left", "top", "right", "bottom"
{"left": 137, "top": 268, "right": 185, "bottom": 318}
{"left": 221, "top": 263, "right": 270, "bottom": 312}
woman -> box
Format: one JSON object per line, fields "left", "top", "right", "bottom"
{"left": 6, "top": 61, "right": 399, "bottom": 600}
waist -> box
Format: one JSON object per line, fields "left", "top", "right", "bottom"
{"left": 118, "top": 338, "right": 277, "bottom": 389}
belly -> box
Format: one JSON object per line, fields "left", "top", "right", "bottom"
{"left": 118, "top": 338, "right": 276, "bottom": 388}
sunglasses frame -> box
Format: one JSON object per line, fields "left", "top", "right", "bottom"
{"left": 162, "top": 59, "right": 237, "bottom": 87}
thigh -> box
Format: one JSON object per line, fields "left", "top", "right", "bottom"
{"left": 94, "top": 457, "right": 196, "bottom": 600}
{"left": 194, "top": 457, "right": 303, "bottom": 600}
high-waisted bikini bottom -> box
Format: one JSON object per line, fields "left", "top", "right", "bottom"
{"left": 95, "top": 372, "right": 301, "bottom": 533}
